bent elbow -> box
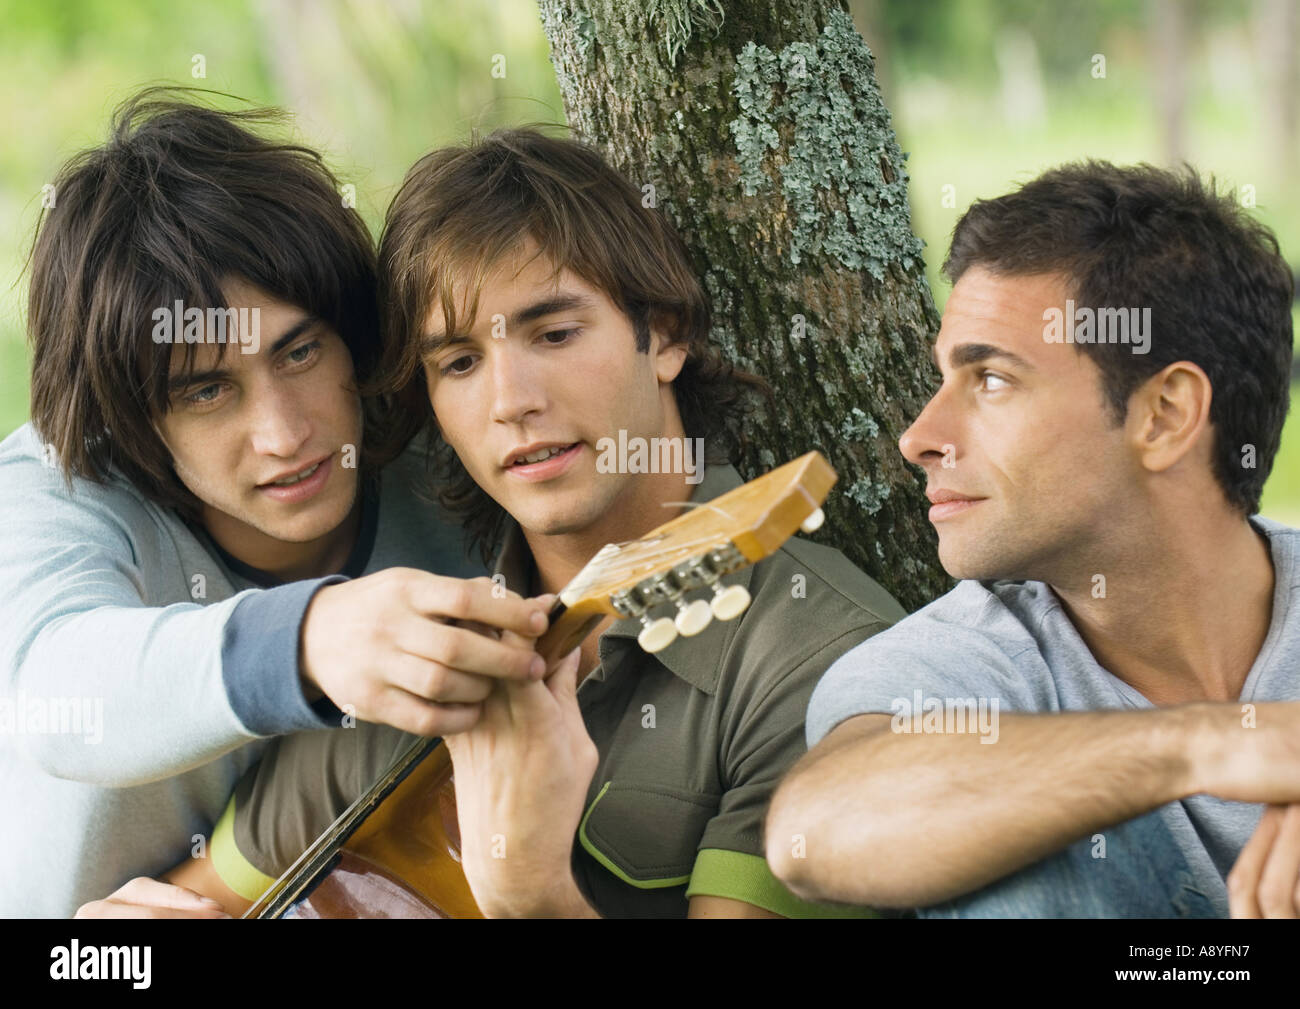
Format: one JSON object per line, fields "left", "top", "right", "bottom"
{"left": 765, "top": 774, "right": 832, "bottom": 901}
{"left": 766, "top": 772, "right": 923, "bottom": 909}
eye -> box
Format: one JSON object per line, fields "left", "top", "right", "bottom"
{"left": 979, "top": 370, "right": 1011, "bottom": 392}
{"left": 439, "top": 353, "right": 478, "bottom": 377}
{"left": 285, "top": 339, "right": 321, "bottom": 366}
{"left": 182, "top": 383, "right": 228, "bottom": 408}
{"left": 541, "top": 328, "right": 580, "bottom": 345}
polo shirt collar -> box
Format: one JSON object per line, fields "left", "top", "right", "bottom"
{"left": 491, "top": 463, "right": 755, "bottom": 696}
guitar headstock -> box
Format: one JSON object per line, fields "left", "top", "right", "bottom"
{"left": 536, "top": 451, "right": 836, "bottom": 660}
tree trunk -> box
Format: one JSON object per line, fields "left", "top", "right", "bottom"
{"left": 1258, "top": 0, "right": 1298, "bottom": 179}
{"left": 1150, "top": 0, "right": 1187, "bottom": 166}
{"left": 537, "top": 0, "right": 948, "bottom": 611}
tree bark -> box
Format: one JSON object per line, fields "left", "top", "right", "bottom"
{"left": 538, "top": 0, "right": 948, "bottom": 611}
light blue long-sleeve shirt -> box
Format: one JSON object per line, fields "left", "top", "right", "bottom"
{"left": 0, "top": 423, "right": 481, "bottom": 916}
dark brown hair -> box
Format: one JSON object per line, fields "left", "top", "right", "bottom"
{"left": 27, "top": 86, "right": 384, "bottom": 516}
{"left": 373, "top": 126, "right": 769, "bottom": 559}
{"left": 945, "top": 161, "right": 1293, "bottom": 515}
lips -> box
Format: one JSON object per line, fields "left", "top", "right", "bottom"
{"left": 503, "top": 443, "right": 579, "bottom": 468}
{"left": 255, "top": 453, "right": 334, "bottom": 503}
{"left": 926, "top": 488, "right": 986, "bottom": 522}
{"left": 266, "top": 460, "right": 322, "bottom": 486}
{"left": 926, "top": 489, "right": 983, "bottom": 505}
{"left": 512, "top": 445, "right": 574, "bottom": 466}
{"left": 258, "top": 454, "right": 332, "bottom": 488}
{"left": 504, "top": 442, "right": 583, "bottom": 483}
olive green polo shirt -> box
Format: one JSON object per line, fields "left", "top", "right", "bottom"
{"left": 211, "top": 464, "right": 906, "bottom": 917}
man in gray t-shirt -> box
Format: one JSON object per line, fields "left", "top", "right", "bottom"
{"left": 766, "top": 162, "right": 1300, "bottom": 918}
{"left": 799, "top": 516, "right": 1298, "bottom": 917}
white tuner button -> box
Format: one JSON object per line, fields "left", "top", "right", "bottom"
{"left": 800, "top": 507, "right": 825, "bottom": 534}
{"left": 710, "top": 584, "right": 751, "bottom": 621}
{"left": 637, "top": 617, "right": 679, "bottom": 653}
{"left": 674, "top": 599, "right": 714, "bottom": 636}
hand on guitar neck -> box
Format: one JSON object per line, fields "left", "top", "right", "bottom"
{"left": 299, "top": 572, "right": 554, "bottom": 736}
{"left": 443, "top": 640, "right": 600, "bottom": 918}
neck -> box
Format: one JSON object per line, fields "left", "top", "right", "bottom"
{"left": 202, "top": 493, "right": 363, "bottom": 584}
{"left": 1050, "top": 505, "right": 1275, "bottom": 705}
{"left": 524, "top": 468, "right": 697, "bottom": 598}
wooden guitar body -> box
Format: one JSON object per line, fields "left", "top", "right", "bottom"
{"left": 258, "top": 739, "right": 476, "bottom": 918}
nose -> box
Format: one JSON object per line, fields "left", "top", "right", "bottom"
{"left": 898, "top": 384, "right": 957, "bottom": 470}
{"left": 248, "top": 379, "right": 312, "bottom": 459}
{"left": 488, "top": 344, "right": 546, "bottom": 425}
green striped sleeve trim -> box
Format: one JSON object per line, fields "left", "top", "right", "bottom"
{"left": 686, "top": 848, "right": 881, "bottom": 918}
{"left": 577, "top": 782, "right": 691, "bottom": 889}
{"left": 210, "top": 795, "right": 277, "bottom": 902}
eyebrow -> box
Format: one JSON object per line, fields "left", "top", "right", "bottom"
{"left": 167, "top": 314, "right": 321, "bottom": 393}
{"left": 420, "top": 292, "right": 596, "bottom": 356}
{"left": 941, "top": 342, "right": 1037, "bottom": 373}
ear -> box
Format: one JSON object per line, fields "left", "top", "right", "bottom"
{"left": 1125, "top": 361, "right": 1213, "bottom": 475}
{"left": 650, "top": 328, "right": 688, "bottom": 384}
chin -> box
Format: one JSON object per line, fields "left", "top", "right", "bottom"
{"left": 261, "top": 490, "right": 358, "bottom": 545}
{"left": 518, "top": 510, "right": 594, "bottom": 538}
{"left": 257, "top": 512, "right": 344, "bottom": 544}
{"left": 510, "top": 496, "right": 602, "bottom": 537}
{"left": 938, "top": 534, "right": 1012, "bottom": 583}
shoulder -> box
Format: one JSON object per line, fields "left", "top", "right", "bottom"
{"left": 805, "top": 579, "right": 1057, "bottom": 745}
{"left": 713, "top": 537, "right": 907, "bottom": 706}
{"left": 0, "top": 423, "right": 169, "bottom": 550}
{"left": 1251, "top": 515, "right": 1300, "bottom": 583}
{"left": 821, "top": 577, "right": 1052, "bottom": 680}
{"left": 764, "top": 536, "right": 909, "bottom": 626}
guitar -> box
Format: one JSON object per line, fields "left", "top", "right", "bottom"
{"left": 244, "top": 451, "right": 836, "bottom": 918}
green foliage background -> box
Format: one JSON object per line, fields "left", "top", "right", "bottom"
{"left": 0, "top": 0, "right": 1295, "bottom": 519}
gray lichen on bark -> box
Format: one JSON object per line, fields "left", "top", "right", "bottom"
{"left": 730, "top": 9, "right": 924, "bottom": 277}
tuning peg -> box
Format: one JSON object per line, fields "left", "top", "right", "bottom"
{"left": 710, "top": 583, "right": 751, "bottom": 620}
{"left": 637, "top": 614, "right": 678, "bottom": 653}
{"left": 800, "top": 507, "right": 825, "bottom": 534}
{"left": 674, "top": 598, "right": 713, "bottom": 636}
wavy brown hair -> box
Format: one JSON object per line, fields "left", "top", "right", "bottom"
{"left": 372, "top": 127, "right": 770, "bottom": 561}
{"left": 26, "top": 87, "right": 384, "bottom": 518}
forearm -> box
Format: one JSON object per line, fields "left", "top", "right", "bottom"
{"left": 9, "top": 582, "right": 338, "bottom": 785}
{"left": 768, "top": 704, "right": 1210, "bottom": 908}
{"left": 8, "top": 598, "right": 255, "bottom": 785}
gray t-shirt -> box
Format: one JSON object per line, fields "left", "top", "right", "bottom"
{"left": 807, "top": 516, "right": 1299, "bottom": 915}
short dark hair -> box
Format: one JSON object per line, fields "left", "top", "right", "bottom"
{"left": 27, "top": 86, "right": 384, "bottom": 516}
{"left": 944, "top": 161, "right": 1294, "bottom": 515}
{"left": 374, "top": 127, "right": 769, "bottom": 560}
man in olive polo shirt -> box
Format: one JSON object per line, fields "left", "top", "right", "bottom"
{"left": 162, "top": 128, "right": 904, "bottom": 918}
